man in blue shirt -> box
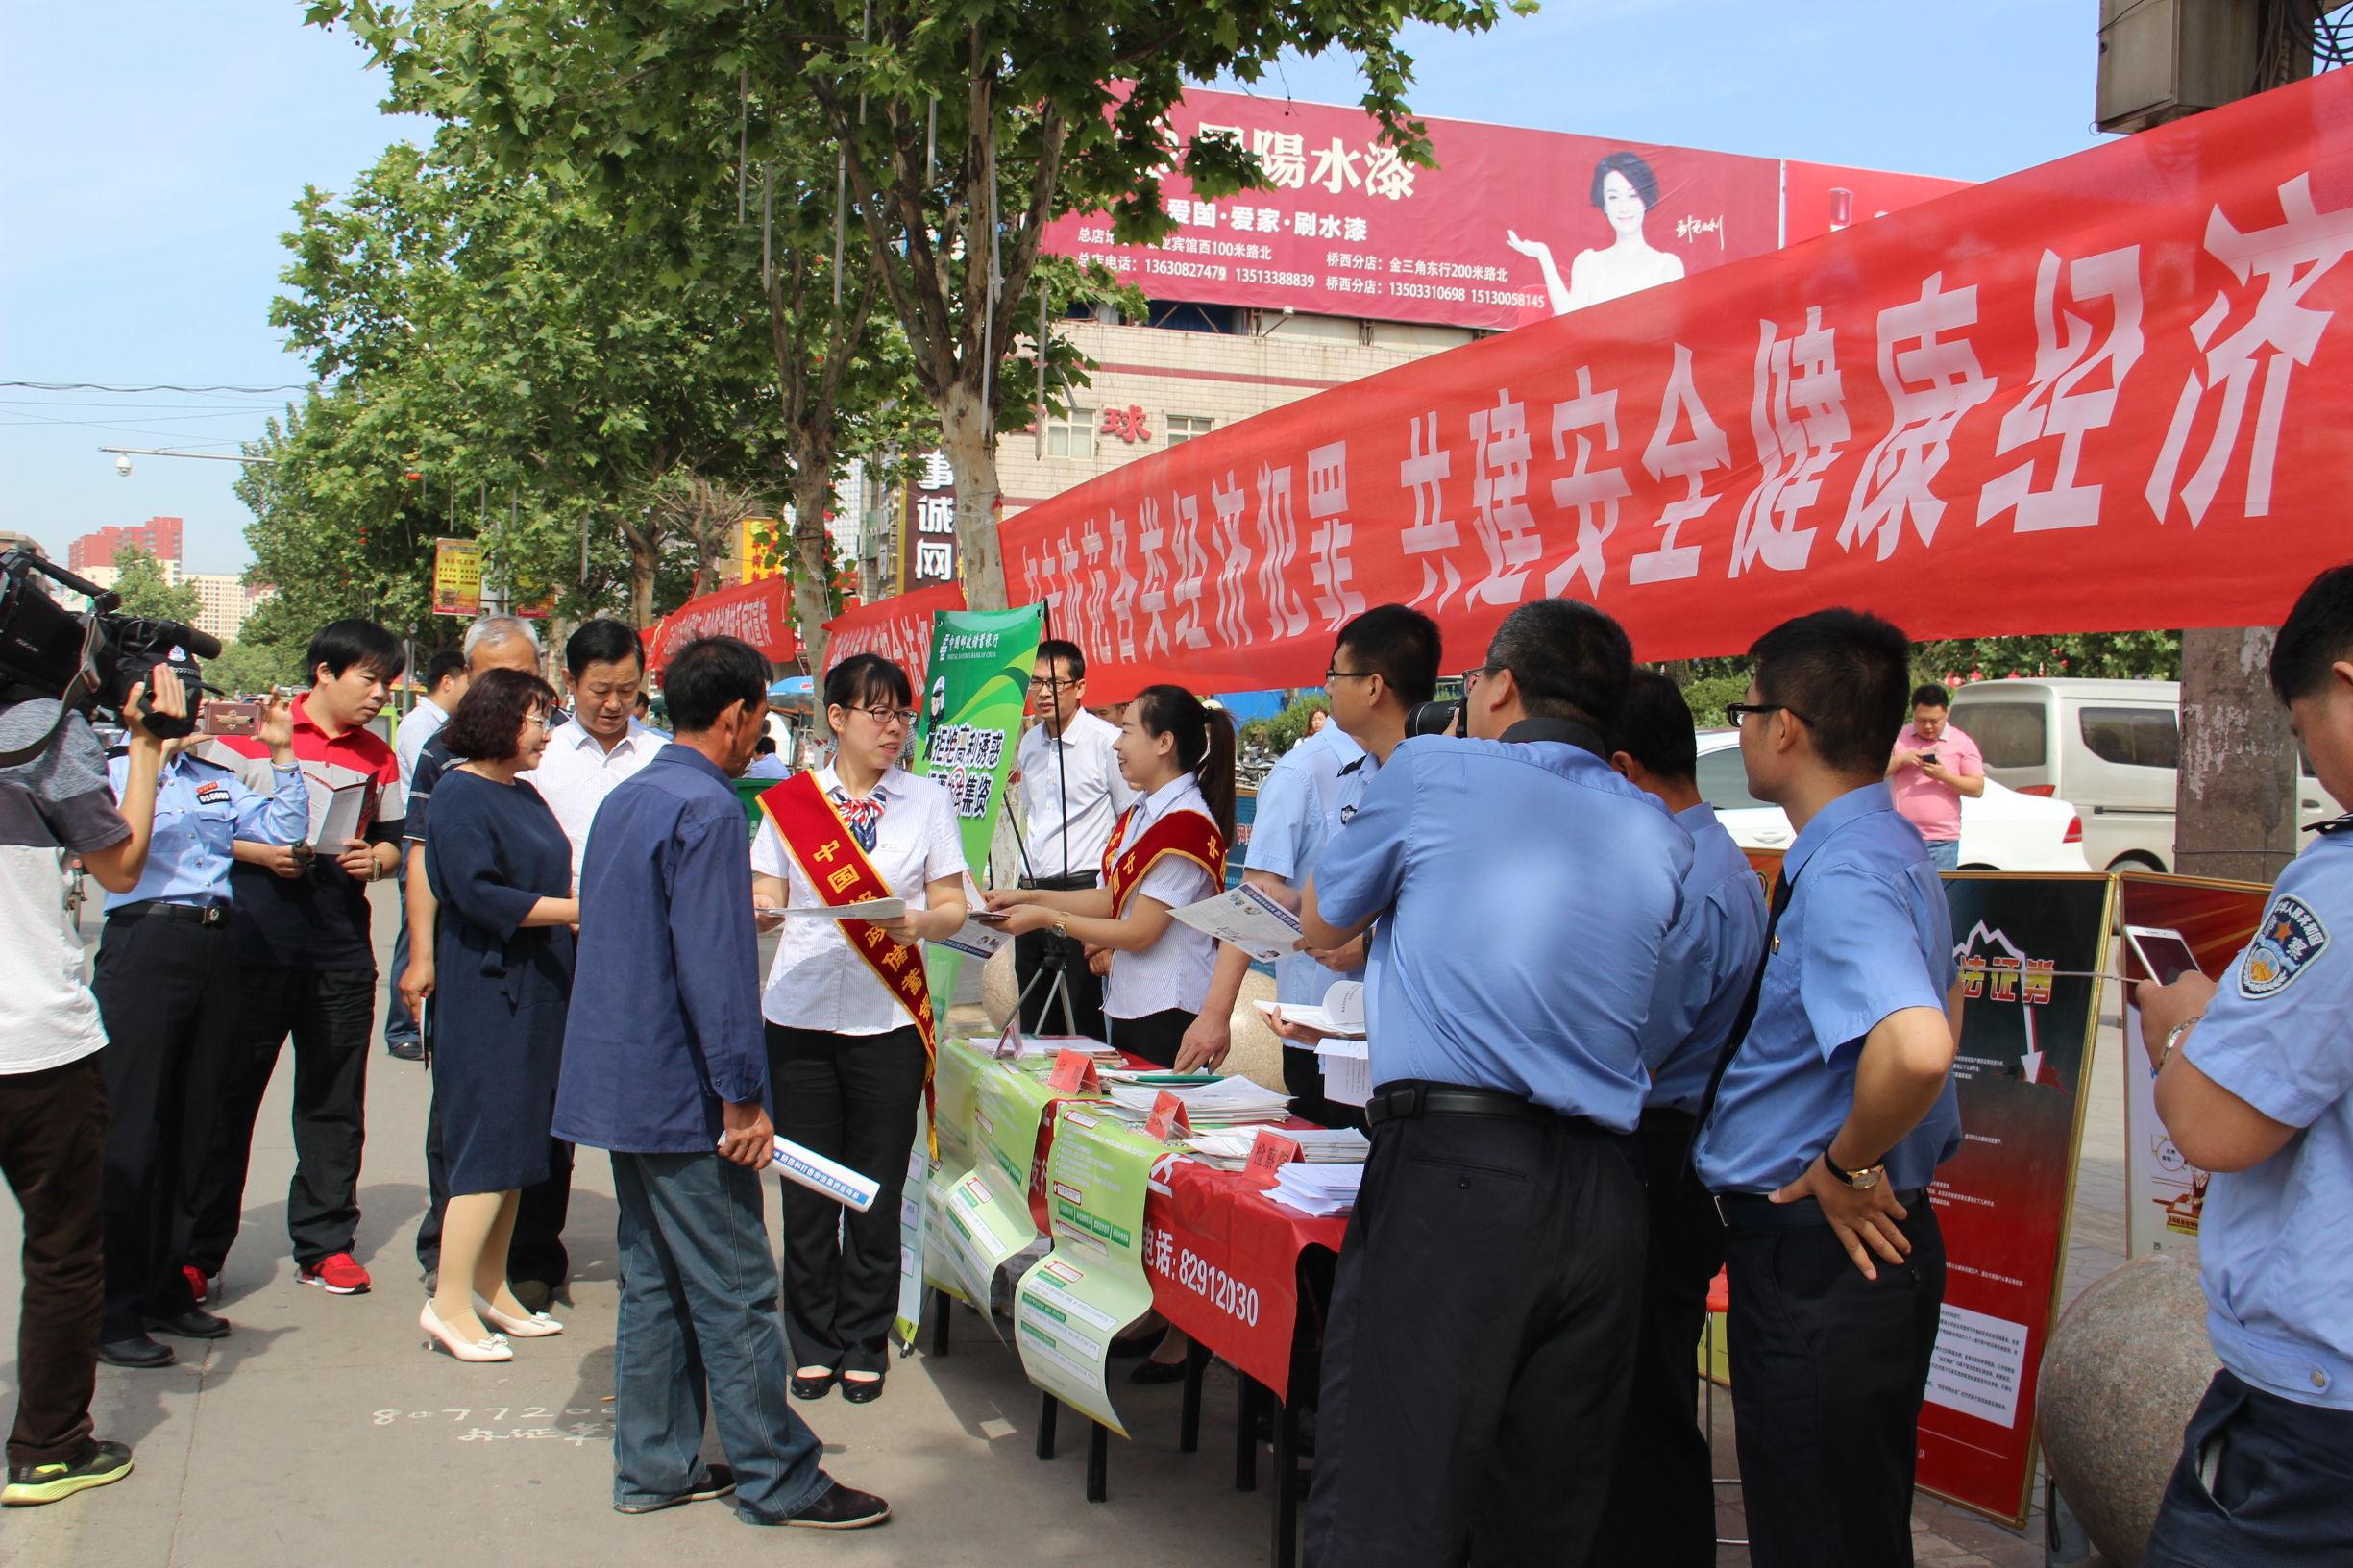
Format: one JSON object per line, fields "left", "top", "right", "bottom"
{"left": 384, "top": 648, "right": 466, "bottom": 1060}
{"left": 91, "top": 698, "right": 308, "bottom": 1369}
{"left": 1296, "top": 599, "right": 1690, "bottom": 1565}
{"left": 553, "top": 636, "right": 886, "bottom": 1531}
{"left": 1176, "top": 604, "right": 1441, "bottom": 1130}
{"left": 1594, "top": 670, "right": 1768, "bottom": 1568}
{"left": 2136, "top": 565, "right": 2353, "bottom": 1566}
{"left": 1692, "top": 608, "right": 1962, "bottom": 1568}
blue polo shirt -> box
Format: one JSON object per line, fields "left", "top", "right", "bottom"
{"left": 553, "top": 746, "right": 771, "bottom": 1155}
{"left": 1694, "top": 781, "right": 1961, "bottom": 1193}
{"left": 1640, "top": 802, "right": 1770, "bottom": 1117}
{"left": 1246, "top": 723, "right": 1369, "bottom": 1004}
{"left": 1312, "top": 723, "right": 1690, "bottom": 1131}
{"left": 2181, "top": 826, "right": 2353, "bottom": 1410}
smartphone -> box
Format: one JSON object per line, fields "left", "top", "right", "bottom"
{"left": 1921, "top": 752, "right": 1941, "bottom": 766}
{"left": 200, "top": 698, "right": 263, "bottom": 737}
{"left": 2124, "top": 925, "right": 2203, "bottom": 986}
{"left": 971, "top": 910, "right": 1014, "bottom": 925}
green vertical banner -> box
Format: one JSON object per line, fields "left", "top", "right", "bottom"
{"left": 894, "top": 603, "right": 1042, "bottom": 1352}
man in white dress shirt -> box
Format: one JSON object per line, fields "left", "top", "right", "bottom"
{"left": 531, "top": 619, "right": 671, "bottom": 890}
{"left": 1010, "top": 639, "right": 1135, "bottom": 1039}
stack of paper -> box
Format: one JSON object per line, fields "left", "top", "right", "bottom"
{"left": 1265, "top": 1163, "right": 1365, "bottom": 1218}
{"left": 1181, "top": 1127, "right": 1370, "bottom": 1171}
{"left": 1104, "top": 1075, "right": 1293, "bottom": 1127}
{"left": 1314, "top": 1037, "right": 1374, "bottom": 1108}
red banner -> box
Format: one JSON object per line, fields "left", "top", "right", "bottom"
{"left": 821, "top": 583, "right": 966, "bottom": 683}
{"left": 1011, "top": 70, "right": 2353, "bottom": 705}
{"left": 646, "top": 576, "right": 799, "bottom": 674}
{"left": 1043, "top": 86, "right": 1960, "bottom": 332}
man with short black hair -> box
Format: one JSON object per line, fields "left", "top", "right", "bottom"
{"left": 1299, "top": 598, "right": 1690, "bottom": 1564}
{"left": 193, "top": 619, "right": 407, "bottom": 1299}
{"left": 1695, "top": 608, "right": 1962, "bottom": 1568}
{"left": 1887, "top": 680, "right": 1982, "bottom": 870}
{"left": 1595, "top": 670, "right": 1767, "bottom": 1566}
{"left": 384, "top": 648, "right": 468, "bottom": 1061}
{"left": 1011, "top": 638, "right": 1134, "bottom": 1039}
{"left": 557, "top": 635, "right": 887, "bottom": 1531}
{"left": 2135, "top": 563, "right": 2353, "bottom": 1565}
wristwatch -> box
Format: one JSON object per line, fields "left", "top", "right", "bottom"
{"left": 1825, "top": 1152, "right": 1887, "bottom": 1191}
{"left": 1052, "top": 911, "right": 1071, "bottom": 940}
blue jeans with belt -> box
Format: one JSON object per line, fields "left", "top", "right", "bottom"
{"left": 609, "top": 1150, "right": 831, "bottom": 1522}
{"left": 1924, "top": 837, "right": 1961, "bottom": 871}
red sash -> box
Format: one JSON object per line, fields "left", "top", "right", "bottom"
{"left": 1101, "top": 803, "right": 1229, "bottom": 915}
{"left": 760, "top": 772, "right": 939, "bottom": 1123}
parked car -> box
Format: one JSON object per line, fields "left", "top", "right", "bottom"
{"left": 1946, "top": 677, "right": 2343, "bottom": 872}
{"left": 1692, "top": 731, "right": 2091, "bottom": 870}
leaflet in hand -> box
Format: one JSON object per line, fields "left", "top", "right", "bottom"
{"left": 777, "top": 896, "right": 906, "bottom": 922}
{"left": 1255, "top": 980, "right": 1367, "bottom": 1040}
{"left": 1170, "top": 883, "right": 1304, "bottom": 961}
{"left": 306, "top": 775, "right": 370, "bottom": 849}
{"left": 938, "top": 912, "right": 1013, "bottom": 960}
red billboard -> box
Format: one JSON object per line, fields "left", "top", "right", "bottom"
{"left": 1042, "top": 87, "right": 1966, "bottom": 332}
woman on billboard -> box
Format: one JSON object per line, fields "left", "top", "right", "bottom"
{"left": 1507, "top": 150, "right": 1684, "bottom": 314}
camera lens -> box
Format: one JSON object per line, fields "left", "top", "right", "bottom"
{"left": 1406, "top": 700, "right": 1460, "bottom": 738}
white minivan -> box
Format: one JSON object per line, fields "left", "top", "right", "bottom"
{"left": 1946, "top": 677, "right": 2342, "bottom": 872}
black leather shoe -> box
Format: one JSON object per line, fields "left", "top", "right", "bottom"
{"left": 96, "top": 1335, "right": 174, "bottom": 1369}
{"left": 783, "top": 1482, "right": 891, "bottom": 1529}
{"left": 612, "top": 1463, "right": 737, "bottom": 1514}
{"left": 790, "top": 1369, "right": 837, "bottom": 1401}
{"left": 387, "top": 1040, "right": 425, "bottom": 1062}
{"left": 1128, "top": 1357, "right": 1188, "bottom": 1385}
{"left": 840, "top": 1373, "right": 884, "bottom": 1405}
{"left": 146, "top": 1308, "right": 230, "bottom": 1340}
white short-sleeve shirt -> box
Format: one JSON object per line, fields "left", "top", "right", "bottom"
{"left": 526, "top": 718, "right": 670, "bottom": 889}
{"left": 751, "top": 765, "right": 968, "bottom": 1034}
{"left": 1103, "top": 775, "right": 1220, "bottom": 1021}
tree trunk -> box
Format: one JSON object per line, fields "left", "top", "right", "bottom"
{"left": 939, "top": 380, "right": 1006, "bottom": 610}
{"left": 2173, "top": 625, "right": 2297, "bottom": 882}
{"left": 788, "top": 465, "right": 837, "bottom": 674}
{"left": 622, "top": 519, "right": 659, "bottom": 630}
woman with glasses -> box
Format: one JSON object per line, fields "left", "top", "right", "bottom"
{"left": 750, "top": 653, "right": 968, "bottom": 1405}
{"left": 418, "top": 668, "right": 579, "bottom": 1361}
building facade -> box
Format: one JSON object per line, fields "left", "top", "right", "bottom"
{"left": 69, "top": 515, "right": 184, "bottom": 572}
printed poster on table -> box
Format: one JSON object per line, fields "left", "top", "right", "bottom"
{"left": 1916, "top": 873, "right": 2114, "bottom": 1527}
{"left": 2114, "top": 871, "right": 2273, "bottom": 1258}
{"left": 1013, "top": 1108, "right": 1159, "bottom": 1437}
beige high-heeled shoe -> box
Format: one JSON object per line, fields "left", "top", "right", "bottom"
{"left": 473, "top": 1292, "right": 563, "bottom": 1338}
{"left": 420, "top": 1300, "right": 512, "bottom": 1362}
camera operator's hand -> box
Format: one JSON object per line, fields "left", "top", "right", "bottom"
{"left": 257, "top": 694, "right": 296, "bottom": 763}
{"left": 122, "top": 662, "right": 187, "bottom": 747}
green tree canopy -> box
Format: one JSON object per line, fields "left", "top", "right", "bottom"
{"left": 109, "top": 546, "right": 203, "bottom": 625}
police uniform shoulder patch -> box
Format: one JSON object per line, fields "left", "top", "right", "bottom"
{"left": 2240, "top": 893, "right": 2330, "bottom": 999}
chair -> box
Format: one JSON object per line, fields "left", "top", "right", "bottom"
{"left": 1701, "top": 1266, "right": 1749, "bottom": 1551}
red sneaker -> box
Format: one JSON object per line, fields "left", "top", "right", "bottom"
{"left": 296, "top": 1253, "right": 371, "bottom": 1295}
{"left": 181, "top": 1265, "right": 209, "bottom": 1305}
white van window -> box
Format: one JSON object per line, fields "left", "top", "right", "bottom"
{"left": 2079, "top": 707, "right": 2180, "bottom": 770}
{"left": 1695, "top": 747, "right": 1769, "bottom": 812}
{"left": 1963, "top": 702, "right": 2047, "bottom": 770}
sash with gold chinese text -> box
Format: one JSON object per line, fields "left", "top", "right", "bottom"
{"left": 1101, "top": 804, "right": 1229, "bottom": 916}
{"left": 761, "top": 772, "right": 939, "bottom": 1139}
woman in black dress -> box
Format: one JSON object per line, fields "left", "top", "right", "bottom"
{"left": 419, "top": 668, "right": 578, "bottom": 1362}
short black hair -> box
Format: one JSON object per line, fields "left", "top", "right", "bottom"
{"left": 1485, "top": 599, "right": 1633, "bottom": 729}
{"left": 1750, "top": 608, "right": 1912, "bottom": 778}
{"left": 1335, "top": 604, "right": 1442, "bottom": 707}
{"left": 566, "top": 617, "right": 644, "bottom": 679}
{"left": 440, "top": 667, "right": 558, "bottom": 762}
{"left": 824, "top": 652, "right": 914, "bottom": 716}
{"left": 1912, "top": 682, "right": 1951, "bottom": 710}
{"left": 755, "top": 734, "right": 777, "bottom": 755}
{"left": 1590, "top": 150, "right": 1661, "bottom": 212}
{"left": 1613, "top": 669, "right": 1698, "bottom": 782}
{"left": 307, "top": 618, "right": 405, "bottom": 685}
{"left": 2271, "top": 563, "right": 2353, "bottom": 704}
{"left": 1036, "top": 639, "right": 1087, "bottom": 679}
{"left": 422, "top": 649, "right": 467, "bottom": 694}
{"left": 663, "top": 636, "right": 770, "bottom": 732}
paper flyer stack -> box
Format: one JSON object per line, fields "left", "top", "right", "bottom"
{"left": 1265, "top": 1163, "right": 1365, "bottom": 1218}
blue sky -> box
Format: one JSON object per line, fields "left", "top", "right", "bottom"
{"left": 1, "top": 0, "right": 2103, "bottom": 576}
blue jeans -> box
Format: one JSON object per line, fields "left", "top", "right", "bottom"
{"left": 609, "top": 1150, "right": 831, "bottom": 1523}
{"left": 1925, "top": 837, "right": 1961, "bottom": 871}
{"left": 384, "top": 861, "right": 419, "bottom": 1047}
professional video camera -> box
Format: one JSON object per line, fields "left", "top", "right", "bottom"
{"left": 0, "top": 548, "right": 218, "bottom": 760}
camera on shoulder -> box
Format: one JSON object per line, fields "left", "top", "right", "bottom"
{"left": 0, "top": 548, "right": 218, "bottom": 761}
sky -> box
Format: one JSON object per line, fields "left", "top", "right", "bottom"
{"left": 0, "top": 0, "right": 2106, "bottom": 578}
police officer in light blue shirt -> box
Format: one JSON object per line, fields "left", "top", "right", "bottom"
{"left": 1689, "top": 609, "right": 1961, "bottom": 1568}
{"left": 1296, "top": 599, "right": 1690, "bottom": 1567}
{"left": 2137, "top": 564, "right": 2353, "bottom": 1566}
{"left": 92, "top": 696, "right": 307, "bottom": 1367}
{"left": 1594, "top": 669, "right": 1768, "bottom": 1568}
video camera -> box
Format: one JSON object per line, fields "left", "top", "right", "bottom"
{"left": 0, "top": 549, "right": 218, "bottom": 755}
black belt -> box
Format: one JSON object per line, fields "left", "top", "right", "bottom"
{"left": 1019, "top": 871, "right": 1098, "bottom": 892}
{"left": 1712, "top": 1188, "right": 1926, "bottom": 1231}
{"left": 109, "top": 898, "right": 229, "bottom": 928}
{"left": 1362, "top": 1082, "right": 1566, "bottom": 1130}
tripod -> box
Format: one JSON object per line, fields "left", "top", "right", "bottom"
{"left": 1008, "top": 804, "right": 1085, "bottom": 1040}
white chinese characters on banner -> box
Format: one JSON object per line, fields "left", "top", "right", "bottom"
{"left": 903, "top": 453, "right": 960, "bottom": 591}
{"left": 1838, "top": 272, "right": 1995, "bottom": 562}
{"left": 1982, "top": 247, "right": 2145, "bottom": 534}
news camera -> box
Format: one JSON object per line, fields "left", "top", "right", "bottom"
{"left": 0, "top": 548, "right": 218, "bottom": 758}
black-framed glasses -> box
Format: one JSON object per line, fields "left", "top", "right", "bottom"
{"left": 1726, "top": 701, "right": 1809, "bottom": 727}
{"left": 854, "top": 704, "right": 920, "bottom": 728}
{"left": 1461, "top": 663, "right": 1502, "bottom": 688}
{"left": 1026, "top": 675, "right": 1069, "bottom": 691}
{"left": 1324, "top": 668, "right": 1377, "bottom": 683}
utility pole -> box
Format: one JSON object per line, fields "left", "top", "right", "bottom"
{"left": 2096, "top": 0, "right": 2314, "bottom": 882}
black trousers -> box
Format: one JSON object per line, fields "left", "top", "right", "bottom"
{"left": 2143, "top": 1369, "right": 2353, "bottom": 1566}
{"left": 189, "top": 964, "right": 375, "bottom": 1272}
{"left": 1108, "top": 1008, "right": 1193, "bottom": 1069}
{"left": 415, "top": 1075, "right": 575, "bottom": 1286}
{"left": 91, "top": 908, "right": 240, "bottom": 1337}
{"left": 1014, "top": 872, "right": 1108, "bottom": 1041}
{"left": 1723, "top": 1200, "right": 1946, "bottom": 1568}
{"left": 1593, "top": 1110, "right": 1726, "bottom": 1568}
{"left": 0, "top": 1056, "right": 105, "bottom": 1468}
{"left": 1304, "top": 1098, "right": 1647, "bottom": 1566}
{"left": 767, "top": 1022, "right": 926, "bottom": 1375}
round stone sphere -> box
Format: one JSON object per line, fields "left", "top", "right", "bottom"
{"left": 2036, "top": 1251, "right": 2218, "bottom": 1567}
